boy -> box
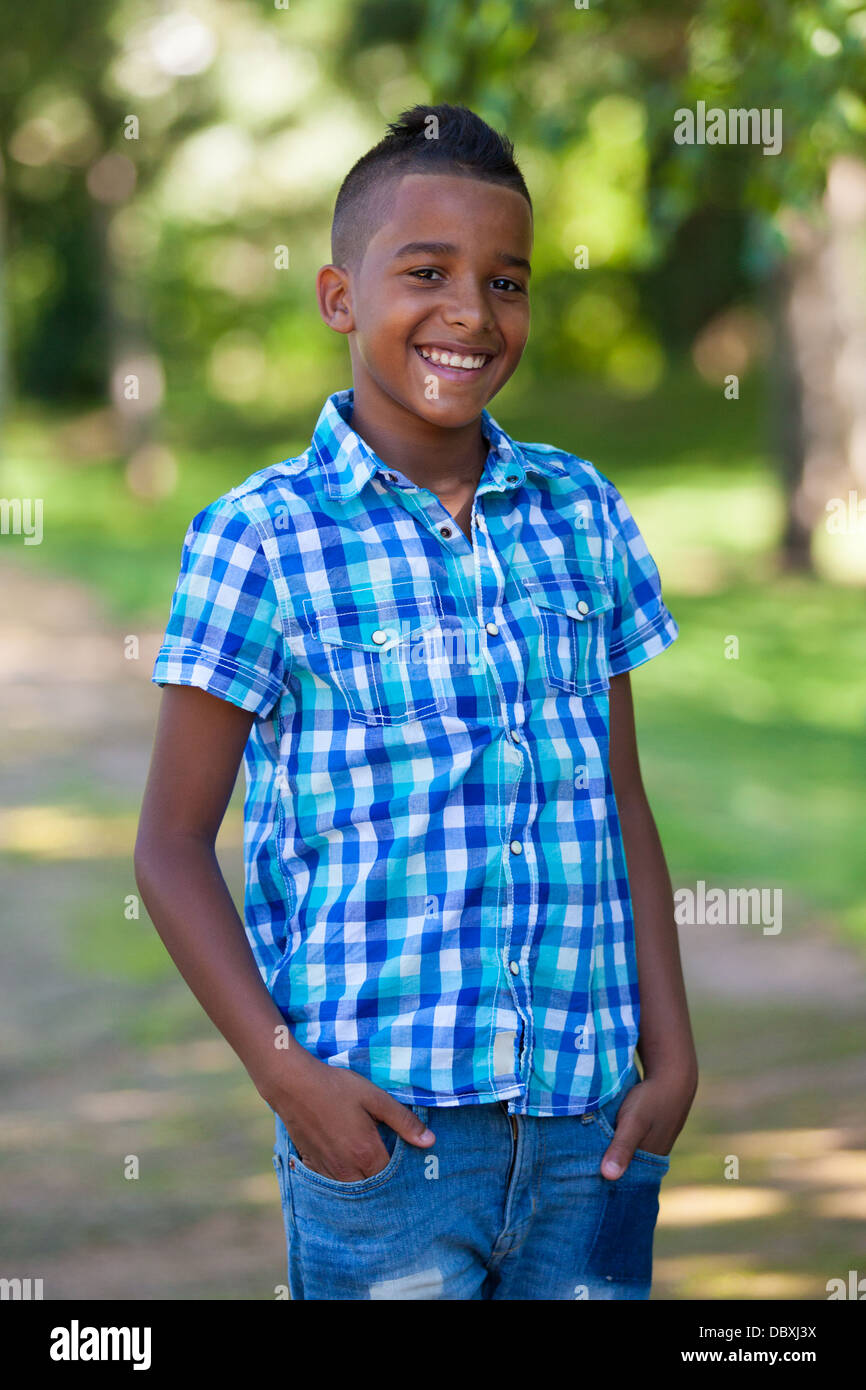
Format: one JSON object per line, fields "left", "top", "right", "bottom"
{"left": 135, "top": 104, "right": 698, "bottom": 1301}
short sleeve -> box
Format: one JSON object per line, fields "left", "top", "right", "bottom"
{"left": 152, "top": 495, "right": 287, "bottom": 718}
{"left": 603, "top": 478, "right": 678, "bottom": 676}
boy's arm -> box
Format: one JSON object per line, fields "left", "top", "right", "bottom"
{"left": 134, "top": 684, "right": 434, "bottom": 1180}
{"left": 603, "top": 670, "right": 699, "bottom": 1179}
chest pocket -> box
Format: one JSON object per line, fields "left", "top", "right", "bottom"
{"left": 517, "top": 569, "right": 614, "bottom": 696}
{"left": 300, "top": 580, "right": 449, "bottom": 725}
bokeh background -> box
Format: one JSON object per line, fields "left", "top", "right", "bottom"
{"left": 1, "top": 0, "right": 865, "bottom": 1300}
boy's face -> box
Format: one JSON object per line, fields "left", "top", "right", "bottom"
{"left": 320, "top": 172, "right": 532, "bottom": 431}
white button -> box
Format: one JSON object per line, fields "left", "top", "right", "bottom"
{"left": 509, "top": 840, "right": 522, "bottom": 855}
{"left": 510, "top": 730, "right": 521, "bottom": 743}
{"left": 371, "top": 629, "right": 389, "bottom": 645}
{"left": 486, "top": 622, "right": 499, "bottom": 636}
{"left": 509, "top": 960, "right": 520, "bottom": 975}
{"left": 576, "top": 600, "right": 590, "bottom": 616}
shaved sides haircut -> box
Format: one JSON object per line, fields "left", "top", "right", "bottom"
{"left": 330, "top": 103, "right": 532, "bottom": 271}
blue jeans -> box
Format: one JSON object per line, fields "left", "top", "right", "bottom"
{"left": 271, "top": 1061, "right": 670, "bottom": 1300}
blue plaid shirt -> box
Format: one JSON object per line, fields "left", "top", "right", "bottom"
{"left": 152, "top": 388, "right": 678, "bottom": 1115}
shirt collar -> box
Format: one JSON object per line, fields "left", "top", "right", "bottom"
{"left": 312, "top": 388, "right": 567, "bottom": 501}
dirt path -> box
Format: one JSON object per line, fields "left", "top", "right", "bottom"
{"left": 1, "top": 559, "right": 863, "bottom": 1300}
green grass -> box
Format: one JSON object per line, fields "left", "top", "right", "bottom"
{"left": 632, "top": 579, "right": 866, "bottom": 936}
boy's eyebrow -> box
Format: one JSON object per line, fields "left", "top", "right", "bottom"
{"left": 392, "top": 240, "right": 532, "bottom": 274}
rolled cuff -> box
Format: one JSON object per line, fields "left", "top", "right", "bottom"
{"left": 152, "top": 641, "right": 283, "bottom": 718}
{"left": 607, "top": 604, "right": 679, "bottom": 677}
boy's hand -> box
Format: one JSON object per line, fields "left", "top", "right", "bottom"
{"left": 599, "top": 1071, "right": 696, "bottom": 1180}
{"left": 266, "top": 1050, "right": 436, "bottom": 1183}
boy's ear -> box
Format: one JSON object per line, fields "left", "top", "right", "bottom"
{"left": 316, "top": 264, "right": 355, "bottom": 335}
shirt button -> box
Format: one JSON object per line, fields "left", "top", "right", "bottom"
{"left": 386, "top": 472, "right": 399, "bottom": 483}
{"left": 485, "top": 622, "right": 499, "bottom": 636}
{"left": 371, "top": 629, "right": 389, "bottom": 645}
{"left": 509, "top": 960, "right": 520, "bottom": 975}
{"left": 509, "top": 840, "right": 522, "bottom": 855}
{"left": 440, "top": 525, "right": 453, "bottom": 538}
{"left": 576, "top": 600, "right": 590, "bottom": 616}
{"left": 510, "top": 729, "right": 521, "bottom": 743}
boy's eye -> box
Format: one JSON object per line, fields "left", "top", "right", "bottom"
{"left": 406, "top": 268, "right": 526, "bottom": 293}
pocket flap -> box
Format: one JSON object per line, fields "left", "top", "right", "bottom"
{"left": 303, "top": 582, "right": 440, "bottom": 652}
{"left": 518, "top": 570, "right": 613, "bottom": 621}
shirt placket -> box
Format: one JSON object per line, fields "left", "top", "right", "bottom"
{"left": 377, "top": 459, "right": 537, "bottom": 1106}
{"left": 472, "top": 476, "right": 537, "bottom": 1109}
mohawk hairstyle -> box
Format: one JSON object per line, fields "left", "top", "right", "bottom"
{"left": 330, "top": 103, "right": 532, "bottom": 270}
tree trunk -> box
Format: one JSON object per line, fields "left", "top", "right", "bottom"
{"left": 91, "top": 198, "right": 161, "bottom": 467}
{"left": 0, "top": 187, "right": 9, "bottom": 458}
{"left": 772, "top": 155, "right": 866, "bottom": 573}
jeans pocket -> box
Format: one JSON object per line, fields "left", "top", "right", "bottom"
{"left": 592, "top": 1088, "right": 672, "bottom": 1171}
{"left": 285, "top": 1111, "right": 416, "bottom": 1195}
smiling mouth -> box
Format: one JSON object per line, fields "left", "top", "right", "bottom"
{"left": 414, "top": 345, "right": 493, "bottom": 373}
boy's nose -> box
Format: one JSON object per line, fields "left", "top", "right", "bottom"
{"left": 442, "top": 297, "right": 494, "bottom": 334}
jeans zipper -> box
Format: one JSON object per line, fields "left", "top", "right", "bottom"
{"left": 505, "top": 1112, "right": 518, "bottom": 1187}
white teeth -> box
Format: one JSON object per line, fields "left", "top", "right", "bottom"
{"left": 417, "top": 346, "right": 488, "bottom": 370}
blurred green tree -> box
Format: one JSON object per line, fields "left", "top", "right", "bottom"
{"left": 343, "top": 0, "right": 866, "bottom": 570}
{"left": 1, "top": 0, "right": 863, "bottom": 567}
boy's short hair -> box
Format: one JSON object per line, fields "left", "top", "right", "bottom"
{"left": 330, "top": 102, "right": 532, "bottom": 270}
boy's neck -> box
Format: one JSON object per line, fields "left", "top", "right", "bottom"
{"left": 347, "top": 381, "right": 489, "bottom": 498}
